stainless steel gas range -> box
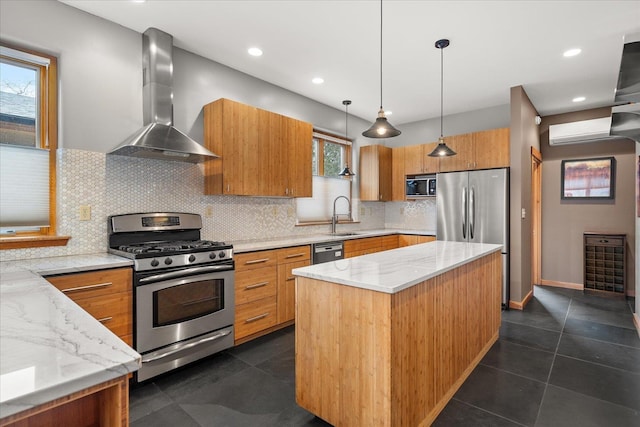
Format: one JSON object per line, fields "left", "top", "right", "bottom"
{"left": 108, "top": 212, "right": 234, "bottom": 382}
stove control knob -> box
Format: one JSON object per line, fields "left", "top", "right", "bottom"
{"left": 218, "top": 251, "right": 226, "bottom": 259}
{"left": 188, "top": 255, "right": 196, "bottom": 263}
{"left": 164, "top": 258, "right": 173, "bottom": 265}
{"left": 150, "top": 259, "right": 160, "bottom": 267}
{"left": 209, "top": 252, "right": 217, "bottom": 260}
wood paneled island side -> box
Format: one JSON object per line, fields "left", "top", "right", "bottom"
{"left": 292, "top": 241, "right": 503, "bottom": 426}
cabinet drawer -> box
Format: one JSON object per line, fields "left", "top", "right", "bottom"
{"left": 73, "top": 292, "right": 132, "bottom": 338}
{"left": 46, "top": 268, "right": 132, "bottom": 299}
{"left": 380, "top": 235, "right": 399, "bottom": 250}
{"left": 277, "top": 245, "right": 311, "bottom": 263}
{"left": 235, "top": 266, "right": 277, "bottom": 304}
{"left": 585, "top": 236, "right": 624, "bottom": 247}
{"left": 235, "top": 296, "right": 278, "bottom": 340}
{"left": 235, "top": 250, "right": 278, "bottom": 271}
{"left": 345, "top": 237, "right": 381, "bottom": 253}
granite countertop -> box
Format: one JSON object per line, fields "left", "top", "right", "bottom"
{"left": 292, "top": 240, "right": 502, "bottom": 294}
{"left": 0, "top": 254, "right": 139, "bottom": 420}
{"left": 231, "top": 228, "right": 436, "bottom": 253}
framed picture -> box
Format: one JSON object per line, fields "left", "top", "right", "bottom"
{"left": 561, "top": 156, "right": 616, "bottom": 199}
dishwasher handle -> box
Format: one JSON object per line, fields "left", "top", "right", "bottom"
{"left": 314, "top": 243, "right": 344, "bottom": 253}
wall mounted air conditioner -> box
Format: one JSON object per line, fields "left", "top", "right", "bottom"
{"left": 548, "top": 117, "right": 613, "bottom": 146}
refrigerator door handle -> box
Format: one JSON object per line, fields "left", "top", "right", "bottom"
{"left": 462, "top": 187, "right": 467, "bottom": 239}
{"left": 470, "top": 186, "right": 475, "bottom": 239}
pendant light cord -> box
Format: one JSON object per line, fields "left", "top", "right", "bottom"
{"left": 379, "top": 0, "right": 383, "bottom": 109}
{"left": 440, "top": 45, "right": 444, "bottom": 138}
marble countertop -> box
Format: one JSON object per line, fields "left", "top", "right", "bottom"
{"left": 231, "top": 228, "right": 436, "bottom": 253}
{"left": 292, "top": 240, "right": 502, "bottom": 294}
{"left": 0, "top": 254, "right": 139, "bottom": 420}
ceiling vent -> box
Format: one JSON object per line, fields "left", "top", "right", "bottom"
{"left": 548, "top": 117, "right": 614, "bottom": 146}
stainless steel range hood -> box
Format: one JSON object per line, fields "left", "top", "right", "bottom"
{"left": 610, "top": 35, "right": 640, "bottom": 142}
{"left": 109, "top": 28, "right": 219, "bottom": 163}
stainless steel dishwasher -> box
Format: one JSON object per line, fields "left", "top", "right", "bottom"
{"left": 312, "top": 241, "right": 344, "bottom": 264}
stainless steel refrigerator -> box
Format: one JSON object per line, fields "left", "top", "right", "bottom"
{"left": 436, "top": 168, "right": 509, "bottom": 308}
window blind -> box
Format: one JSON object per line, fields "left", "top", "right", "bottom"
{"left": 296, "top": 175, "right": 351, "bottom": 222}
{"left": 0, "top": 144, "right": 50, "bottom": 227}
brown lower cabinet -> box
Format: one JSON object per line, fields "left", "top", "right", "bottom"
{"left": 45, "top": 268, "right": 133, "bottom": 346}
{"left": 235, "top": 236, "right": 435, "bottom": 344}
{"left": 398, "top": 234, "right": 436, "bottom": 247}
{"left": 234, "top": 245, "right": 310, "bottom": 344}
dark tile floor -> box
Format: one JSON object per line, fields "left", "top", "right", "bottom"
{"left": 130, "top": 286, "right": 640, "bottom": 426}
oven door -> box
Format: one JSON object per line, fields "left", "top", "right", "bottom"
{"left": 135, "top": 264, "right": 235, "bottom": 354}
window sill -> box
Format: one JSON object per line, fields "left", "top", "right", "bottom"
{"left": 0, "top": 235, "right": 71, "bottom": 250}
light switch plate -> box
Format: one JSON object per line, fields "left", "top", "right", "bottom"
{"left": 521, "top": 208, "right": 526, "bottom": 219}
{"left": 79, "top": 205, "right": 91, "bottom": 221}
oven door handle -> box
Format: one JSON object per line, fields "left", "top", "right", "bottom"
{"left": 139, "top": 264, "right": 233, "bottom": 284}
{"left": 141, "top": 329, "right": 232, "bottom": 363}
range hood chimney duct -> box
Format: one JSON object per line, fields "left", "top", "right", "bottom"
{"left": 109, "top": 28, "right": 219, "bottom": 163}
{"left": 610, "top": 35, "right": 640, "bottom": 142}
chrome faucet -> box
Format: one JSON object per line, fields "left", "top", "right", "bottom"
{"left": 331, "top": 196, "right": 352, "bottom": 234}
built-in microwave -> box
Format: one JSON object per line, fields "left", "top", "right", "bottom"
{"left": 406, "top": 175, "right": 436, "bottom": 198}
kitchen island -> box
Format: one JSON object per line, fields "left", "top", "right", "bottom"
{"left": 292, "top": 241, "right": 502, "bottom": 427}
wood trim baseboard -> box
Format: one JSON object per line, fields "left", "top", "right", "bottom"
{"left": 540, "top": 279, "right": 584, "bottom": 290}
{"left": 509, "top": 289, "right": 533, "bottom": 310}
{"left": 633, "top": 313, "right": 640, "bottom": 339}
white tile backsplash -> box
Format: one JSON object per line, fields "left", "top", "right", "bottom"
{"left": 0, "top": 149, "right": 435, "bottom": 261}
{"left": 1, "top": 149, "right": 433, "bottom": 261}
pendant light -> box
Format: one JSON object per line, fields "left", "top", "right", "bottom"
{"left": 428, "top": 38, "right": 456, "bottom": 157}
{"left": 362, "top": 0, "right": 401, "bottom": 138}
{"left": 339, "top": 100, "right": 355, "bottom": 176}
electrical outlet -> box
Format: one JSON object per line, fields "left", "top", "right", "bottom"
{"left": 205, "top": 205, "right": 213, "bottom": 218}
{"left": 272, "top": 206, "right": 278, "bottom": 216}
{"left": 287, "top": 207, "right": 294, "bottom": 217}
{"left": 360, "top": 207, "right": 365, "bottom": 216}
{"left": 79, "top": 205, "right": 91, "bottom": 221}
{"left": 400, "top": 207, "right": 405, "bottom": 215}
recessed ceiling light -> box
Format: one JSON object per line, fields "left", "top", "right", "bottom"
{"left": 572, "top": 96, "right": 586, "bottom": 103}
{"left": 563, "top": 48, "right": 582, "bottom": 57}
{"left": 248, "top": 47, "right": 263, "bottom": 57}
{"left": 312, "top": 77, "right": 324, "bottom": 85}
{"left": 131, "top": 0, "right": 146, "bottom": 3}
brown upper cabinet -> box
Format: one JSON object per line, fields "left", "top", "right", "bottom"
{"left": 439, "top": 128, "right": 510, "bottom": 172}
{"left": 391, "top": 146, "right": 406, "bottom": 201}
{"left": 404, "top": 141, "right": 440, "bottom": 175}
{"left": 360, "top": 145, "right": 392, "bottom": 201}
{"left": 203, "top": 98, "right": 313, "bottom": 197}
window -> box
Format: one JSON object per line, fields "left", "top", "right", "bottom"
{"left": 297, "top": 132, "right": 354, "bottom": 223}
{"left": 0, "top": 44, "right": 66, "bottom": 249}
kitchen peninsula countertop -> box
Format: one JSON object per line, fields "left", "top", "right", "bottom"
{"left": 231, "top": 228, "right": 436, "bottom": 253}
{"left": 0, "top": 254, "right": 139, "bottom": 420}
{"left": 293, "top": 240, "right": 502, "bottom": 294}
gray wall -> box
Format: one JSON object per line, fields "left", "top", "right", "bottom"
{"left": 539, "top": 108, "right": 636, "bottom": 295}
{"left": 385, "top": 104, "right": 510, "bottom": 148}
{"left": 509, "top": 86, "right": 540, "bottom": 303}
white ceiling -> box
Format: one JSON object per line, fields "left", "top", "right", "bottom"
{"left": 60, "top": 0, "right": 640, "bottom": 125}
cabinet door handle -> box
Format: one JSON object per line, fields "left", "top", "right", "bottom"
{"left": 97, "top": 316, "right": 113, "bottom": 324}
{"left": 285, "top": 253, "right": 305, "bottom": 259}
{"left": 245, "top": 312, "right": 269, "bottom": 323}
{"left": 61, "top": 282, "right": 113, "bottom": 294}
{"left": 245, "top": 281, "right": 269, "bottom": 290}
{"left": 245, "top": 258, "right": 270, "bottom": 265}
{"left": 286, "top": 276, "right": 295, "bottom": 281}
